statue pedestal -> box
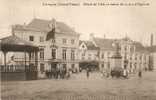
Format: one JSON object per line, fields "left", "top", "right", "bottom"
{"left": 110, "top": 52, "right": 122, "bottom": 69}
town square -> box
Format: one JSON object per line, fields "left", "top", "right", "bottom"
{"left": 0, "top": 0, "right": 156, "bottom": 100}
{"left": 1, "top": 71, "right": 156, "bottom": 100}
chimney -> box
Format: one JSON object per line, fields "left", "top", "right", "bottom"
{"left": 11, "top": 25, "right": 15, "bottom": 36}
{"left": 24, "top": 22, "right": 26, "bottom": 26}
{"left": 150, "top": 33, "right": 153, "bottom": 46}
{"left": 89, "top": 33, "right": 94, "bottom": 41}
{"left": 51, "top": 18, "right": 56, "bottom": 29}
{"left": 103, "top": 34, "right": 106, "bottom": 39}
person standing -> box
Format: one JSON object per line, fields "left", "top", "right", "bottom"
{"left": 138, "top": 70, "right": 142, "bottom": 78}
{"left": 106, "top": 68, "right": 110, "bottom": 78}
{"left": 123, "top": 68, "right": 128, "bottom": 79}
{"left": 86, "top": 68, "right": 90, "bottom": 79}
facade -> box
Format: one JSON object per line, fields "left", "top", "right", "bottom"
{"left": 147, "top": 34, "right": 156, "bottom": 70}
{"left": 90, "top": 36, "right": 115, "bottom": 71}
{"left": 119, "top": 38, "right": 149, "bottom": 73}
{"left": 147, "top": 46, "right": 156, "bottom": 70}
{"left": 12, "top": 18, "right": 80, "bottom": 78}
{"left": 150, "top": 33, "right": 156, "bottom": 46}
{"left": 4, "top": 18, "right": 150, "bottom": 78}
{"left": 79, "top": 40, "right": 99, "bottom": 61}
{"left": 79, "top": 40, "right": 99, "bottom": 70}
{"left": 88, "top": 34, "right": 150, "bottom": 73}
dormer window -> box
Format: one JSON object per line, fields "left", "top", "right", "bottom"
{"left": 101, "top": 53, "right": 104, "bottom": 59}
{"left": 125, "top": 46, "right": 127, "bottom": 51}
{"left": 29, "top": 36, "right": 34, "bottom": 41}
{"left": 63, "top": 38, "right": 67, "bottom": 44}
{"left": 52, "top": 48, "right": 56, "bottom": 59}
{"left": 52, "top": 39, "right": 55, "bottom": 43}
{"left": 40, "top": 36, "right": 44, "bottom": 42}
{"left": 71, "top": 39, "right": 75, "bottom": 44}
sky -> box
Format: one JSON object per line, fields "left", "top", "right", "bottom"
{"left": 0, "top": 0, "right": 156, "bottom": 46}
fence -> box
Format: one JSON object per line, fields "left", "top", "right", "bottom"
{"left": 0, "top": 65, "right": 38, "bottom": 81}
{"left": 0, "top": 65, "right": 37, "bottom": 72}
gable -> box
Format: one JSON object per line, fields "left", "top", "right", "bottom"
{"left": 79, "top": 42, "right": 87, "bottom": 50}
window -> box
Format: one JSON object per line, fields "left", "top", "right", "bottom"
{"left": 134, "top": 63, "right": 137, "bottom": 69}
{"left": 62, "top": 64, "right": 66, "bottom": 69}
{"left": 40, "top": 36, "right": 44, "bottom": 42}
{"left": 71, "top": 64, "right": 75, "bottom": 68}
{"left": 82, "top": 52, "right": 85, "bottom": 56}
{"left": 40, "top": 63, "right": 45, "bottom": 73}
{"left": 71, "top": 50, "right": 75, "bottom": 60}
{"left": 71, "top": 39, "right": 75, "bottom": 44}
{"left": 52, "top": 48, "right": 56, "bottom": 59}
{"left": 130, "top": 56, "right": 132, "bottom": 60}
{"left": 30, "top": 52, "right": 34, "bottom": 59}
{"left": 62, "top": 49, "right": 67, "bottom": 60}
{"left": 29, "top": 36, "right": 34, "bottom": 41}
{"left": 94, "top": 54, "right": 97, "bottom": 60}
{"left": 101, "top": 64, "right": 104, "bottom": 68}
{"left": 130, "top": 46, "right": 134, "bottom": 53}
{"left": 62, "top": 38, "right": 67, "bottom": 44}
{"left": 88, "top": 54, "right": 91, "bottom": 56}
{"left": 88, "top": 54, "right": 91, "bottom": 60}
{"left": 140, "top": 55, "right": 142, "bottom": 60}
{"left": 39, "top": 48, "right": 44, "bottom": 59}
{"left": 135, "top": 55, "right": 137, "bottom": 60}
{"left": 144, "top": 56, "right": 146, "bottom": 61}
{"left": 51, "top": 39, "right": 55, "bottom": 43}
{"left": 107, "top": 52, "right": 110, "bottom": 57}
{"left": 130, "top": 63, "right": 132, "bottom": 68}
{"left": 101, "top": 53, "right": 104, "bottom": 59}
{"left": 124, "top": 46, "right": 127, "bottom": 51}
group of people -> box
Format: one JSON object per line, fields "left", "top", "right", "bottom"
{"left": 101, "top": 68, "right": 111, "bottom": 78}
{"left": 45, "top": 67, "right": 72, "bottom": 79}
{"left": 123, "top": 68, "right": 142, "bottom": 78}
{"left": 45, "top": 66, "right": 143, "bottom": 79}
{"left": 100, "top": 67, "right": 143, "bottom": 79}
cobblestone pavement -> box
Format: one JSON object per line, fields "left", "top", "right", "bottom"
{"left": 1, "top": 71, "right": 156, "bottom": 100}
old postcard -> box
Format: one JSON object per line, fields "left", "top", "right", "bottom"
{"left": 0, "top": 0, "right": 156, "bottom": 100}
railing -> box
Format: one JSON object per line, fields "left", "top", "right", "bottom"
{"left": 0, "top": 65, "right": 37, "bottom": 72}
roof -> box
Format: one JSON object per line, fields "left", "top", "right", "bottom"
{"left": 133, "top": 42, "right": 149, "bottom": 53}
{"left": 79, "top": 40, "right": 99, "bottom": 50}
{"left": 93, "top": 37, "right": 116, "bottom": 51}
{"left": 92, "top": 37, "right": 149, "bottom": 53}
{"left": 13, "top": 18, "right": 78, "bottom": 35}
{"left": 146, "top": 46, "right": 156, "bottom": 53}
{"left": 0, "top": 35, "right": 38, "bottom": 52}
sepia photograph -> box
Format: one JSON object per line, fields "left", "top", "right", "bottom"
{"left": 0, "top": 0, "right": 156, "bottom": 100}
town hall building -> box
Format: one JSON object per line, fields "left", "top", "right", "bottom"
{"left": 11, "top": 18, "right": 80, "bottom": 78}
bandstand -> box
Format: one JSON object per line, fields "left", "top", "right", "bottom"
{"left": 0, "top": 35, "right": 39, "bottom": 81}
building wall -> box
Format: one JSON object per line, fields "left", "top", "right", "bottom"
{"left": 99, "top": 50, "right": 113, "bottom": 71}
{"left": 153, "top": 53, "right": 156, "bottom": 70}
{"left": 13, "top": 28, "right": 79, "bottom": 78}
{"left": 79, "top": 42, "right": 99, "bottom": 61}
{"left": 92, "top": 38, "right": 150, "bottom": 73}
{"left": 150, "top": 52, "right": 156, "bottom": 70}
{"left": 79, "top": 49, "right": 98, "bottom": 61}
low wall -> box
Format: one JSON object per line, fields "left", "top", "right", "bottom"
{"left": 1, "top": 72, "right": 26, "bottom": 81}
{"left": 0, "top": 65, "right": 38, "bottom": 81}
{"left": 1, "top": 72, "right": 38, "bottom": 81}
